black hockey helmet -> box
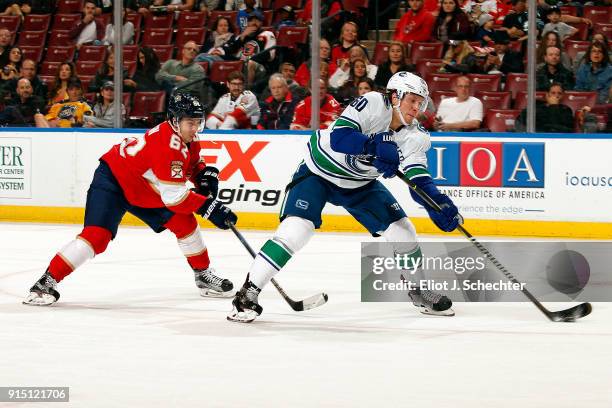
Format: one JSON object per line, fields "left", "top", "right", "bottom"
{"left": 168, "top": 92, "right": 206, "bottom": 122}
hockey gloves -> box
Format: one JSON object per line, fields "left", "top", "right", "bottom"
{"left": 194, "top": 166, "right": 219, "bottom": 199}
{"left": 197, "top": 198, "right": 237, "bottom": 230}
{"left": 363, "top": 132, "right": 400, "bottom": 178}
{"left": 426, "top": 194, "right": 462, "bottom": 232}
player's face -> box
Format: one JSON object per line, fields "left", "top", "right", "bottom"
{"left": 398, "top": 93, "right": 424, "bottom": 122}
{"left": 178, "top": 118, "right": 204, "bottom": 143}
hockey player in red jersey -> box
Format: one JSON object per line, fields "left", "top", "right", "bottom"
{"left": 24, "top": 93, "right": 238, "bottom": 306}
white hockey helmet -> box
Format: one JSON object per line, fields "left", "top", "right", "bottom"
{"left": 386, "top": 71, "right": 429, "bottom": 109}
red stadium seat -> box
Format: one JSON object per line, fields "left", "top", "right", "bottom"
{"left": 79, "top": 75, "right": 94, "bottom": 92}
{"left": 17, "top": 31, "right": 46, "bottom": 48}
{"left": 0, "top": 15, "right": 20, "bottom": 32}
{"left": 207, "top": 11, "right": 238, "bottom": 30}
{"left": 562, "top": 91, "right": 598, "bottom": 113}
{"left": 467, "top": 74, "right": 501, "bottom": 94}
{"left": 53, "top": 13, "right": 81, "bottom": 31}
{"left": 559, "top": 6, "right": 577, "bottom": 16}
{"left": 22, "top": 14, "right": 51, "bottom": 31}
{"left": 144, "top": 13, "right": 173, "bottom": 30}
{"left": 410, "top": 41, "right": 443, "bottom": 63}
{"left": 425, "top": 73, "right": 459, "bottom": 92}
{"left": 125, "top": 13, "right": 142, "bottom": 43}
{"left": 46, "top": 46, "right": 76, "bottom": 62}
{"left": 431, "top": 90, "right": 456, "bottom": 109}
{"left": 568, "top": 22, "right": 589, "bottom": 41}
{"left": 177, "top": 11, "right": 207, "bottom": 28}
{"left": 415, "top": 59, "right": 444, "bottom": 79}
{"left": 196, "top": 61, "right": 209, "bottom": 73}
{"left": 274, "top": 0, "right": 303, "bottom": 8}
{"left": 57, "top": 0, "right": 83, "bottom": 13}
{"left": 40, "top": 75, "right": 55, "bottom": 91}
{"left": 209, "top": 61, "right": 244, "bottom": 83}
{"left": 122, "top": 92, "right": 132, "bottom": 115}
{"left": 78, "top": 45, "right": 107, "bottom": 62}
{"left": 39, "top": 61, "right": 62, "bottom": 76}
{"left": 176, "top": 28, "right": 207, "bottom": 49}
{"left": 565, "top": 40, "right": 590, "bottom": 62}
{"left": 48, "top": 30, "right": 74, "bottom": 47}
{"left": 276, "top": 26, "right": 309, "bottom": 48}
{"left": 504, "top": 73, "right": 528, "bottom": 99}
{"left": 149, "top": 44, "right": 174, "bottom": 62}
{"left": 593, "top": 23, "right": 612, "bottom": 38}
{"left": 485, "top": 109, "right": 521, "bottom": 132}
{"left": 130, "top": 91, "right": 166, "bottom": 124}
{"left": 475, "top": 91, "right": 511, "bottom": 112}
{"left": 263, "top": 10, "right": 274, "bottom": 26}
{"left": 371, "top": 42, "right": 390, "bottom": 65}
{"left": 142, "top": 28, "right": 173, "bottom": 46}
{"left": 123, "top": 45, "right": 139, "bottom": 62}
{"left": 76, "top": 60, "right": 103, "bottom": 76}
{"left": 343, "top": 0, "right": 369, "bottom": 12}
{"left": 513, "top": 91, "right": 546, "bottom": 111}
{"left": 261, "top": 0, "right": 273, "bottom": 8}
{"left": 583, "top": 6, "right": 611, "bottom": 25}
{"left": 20, "top": 46, "right": 44, "bottom": 63}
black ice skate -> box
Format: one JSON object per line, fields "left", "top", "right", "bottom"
{"left": 194, "top": 268, "right": 234, "bottom": 298}
{"left": 227, "top": 281, "right": 263, "bottom": 323}
{"left": 409, "top": 288, "right": 454, "bottom": 316}
{"left": 23, "top": 270, "right": 60, "bottom": 306}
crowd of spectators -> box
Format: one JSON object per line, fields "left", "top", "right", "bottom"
{"left": 0, "top": 0, "right": 609, "bottom": 131}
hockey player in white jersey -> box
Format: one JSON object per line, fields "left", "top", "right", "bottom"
{"left": 228, "top": 71, "right": 462, "bottom": 323}
{"left": 206, "top": 71, "right": 260, "bottom": 129}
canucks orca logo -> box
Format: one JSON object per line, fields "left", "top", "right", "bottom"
{"left": 345, "top": 155, "right": 369, "bottom": 174}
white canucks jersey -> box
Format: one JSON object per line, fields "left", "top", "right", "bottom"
{"left": 210, "top": 90, "right": 261, "bottom": 126}
{"left": 303, "top": 91, "right": 431, "bottom": 189}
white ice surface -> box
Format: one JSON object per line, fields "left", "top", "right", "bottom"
{"left": 1, "top": 223, "right": 611, "bottom": 408}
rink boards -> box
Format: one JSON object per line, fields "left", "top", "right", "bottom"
{"left": 0, "top": 128, "right": 611, "bottom": 238}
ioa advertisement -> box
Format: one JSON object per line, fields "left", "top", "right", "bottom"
{"left": 0, "top": 131, "right": 611, "bottom": 227}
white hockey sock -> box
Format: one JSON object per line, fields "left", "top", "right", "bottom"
{"left": 58, "top": 237, "right": 95, "bottom": 271}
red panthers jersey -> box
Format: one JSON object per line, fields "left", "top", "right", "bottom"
{"left": 101, "top": 121, "right": 207, "bottom": 213}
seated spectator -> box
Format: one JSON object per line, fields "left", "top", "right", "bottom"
{"left": 541, "top": 6, "right": 577, "bottom": 42}
{"left": 273, "top": 5, "right": 297, "bottom": 30}
{"left": 538, "top": 31, "right": 571, "bottom": 71}
{"left": 259, "top": 62, "right": 306, "bottom": 101}
{"left": 462, "top": 0, "right": 498, "bottom": 27}
{"left": 536, "top": 46, "right": 574, "bottom": 91}
{"left": 482, "top": 31, "right": 524, "bottom": 74}
{"left": 374, "top": 41, "right": 411, "bottom": 89}
{"left": 36, "top": 78, "right": 93, "bottom": 128}
{"left": 501, "top": 0, "right": 528, "bottom": 41}
{"left": 155, "top": 40, "right": 205, "bottom": 96}
{"left": 433, "top": 0, "right": 473, "bottom": 46}
{"left": 69, "top": 1, "right": 105, "bottom": 49}
{"left": 148, "top": 0, "right": 195, "bottom": 13}
{"left": 83, "top": 81, "right": 126, "bottom": 128}
{"left": 290, "top": 79, "right": 342, "bottom": 130}
{"left": 48, "top": 62, "right": 78, "bottom": 107}
{"left": 0, "top": 46, "right": 21, "bottom": 83}
{"left": 0, "top": 58, "right": 47, "bottom": 102}
{"left": 331, "top": 22, "right": 365, "bottom": 67}
{"left": 295, "top": 38, "right": 338, "bottom": 88}
{"left": 439, "top": 34, "right": 480, "bottom": 74}
{"left": 572, "top": 33, "right": 612, "bottom": 74}
{"left": 575, "top": 41, "right": 612, "bottom": 104}
{"left": 219, "top": 11, "right": 276, "bottom": 85}
{"left": 357, "top": 77, "right": 374, "bottom": 96}
{"left": 434, "top": 75, "right": 483, "bottom": 131}
{"left": 0, "top": 0, "right": 30, "bottom": 18}
{"left": 195, "top": 16, "right": 237, "bottom": 64}
{"left": 515, "top": 82, "right": 574, "bottom": 133}
{"left": 100, "top": 8, "right": 135, "bottom": 46}
{"left": 257, "top": 73, "right": 299, "bottom": 130}
{"left": 0, "top": 78, "right": 45, "bottom": 126}
{"left": 131, "top": 47, "right": 162, "bottom": 92}
{"left": 393, "top": 0, "right": 435, "bottom": 43}
{"left": 476, "top": 14, "right": 495, "bottom": 44}
{"left": 198, "top": 0, "right": 221, "bottom": 14}
{"left": 332, "top": 58, "right": 369, "bottom": 106}
{"left": 0, "top": 28, "right": 11, "bottom": 68}
{"left": 236, "top": 0, "right": 261, "bottom": 32}
{"left": 206, "top": 71, "right": 260, "bottom": 129}
{"left": 329, "top": 45, "right": 377, "bottom": 89}
{"left": 89, "top": 47, "right": 134, "bottom": 93}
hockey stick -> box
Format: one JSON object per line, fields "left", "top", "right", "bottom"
{"left": 395, "top": 170, "right": 592, "bottom": 322}
{"left": 227, "top": 223, "right": 328, "bottom": 312}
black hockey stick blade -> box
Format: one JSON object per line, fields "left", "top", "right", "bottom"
{"left": 227, "top": 222, "right": 329, "bottom": 312}
{"left": 546, "top": 302, "right": 592, "bottom": 322}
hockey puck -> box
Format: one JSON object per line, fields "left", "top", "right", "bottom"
{"left": 546, "top": 250, "right": 590, "bottom": 298}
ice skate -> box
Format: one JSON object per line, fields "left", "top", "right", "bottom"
{"left": 409, "top": 288, "right": 454, "bottom": 316}
{"left": 194, "top": 268, "right": 234, "bottom": 298}
{"left": 23, "top": 270, "right": 60, "bottom": 306}
{"left": 227, "top": 281, "right": 263, "bottom": 323}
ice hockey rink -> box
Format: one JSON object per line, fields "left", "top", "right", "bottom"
{"left": 1, "top": 222, "right": 611, "bottom": 408}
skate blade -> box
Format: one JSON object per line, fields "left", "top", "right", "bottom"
{"left": 199, "top": 288, "right": 234, "bottom": 298}
{"left": 22, "top": 292, "right": 57, "bottom": 306}
{"left": 414, "top": 304, "right": 455, "bottom": 316}
{"left": 226, "top": 307, "right": 258, "bottom": 323}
